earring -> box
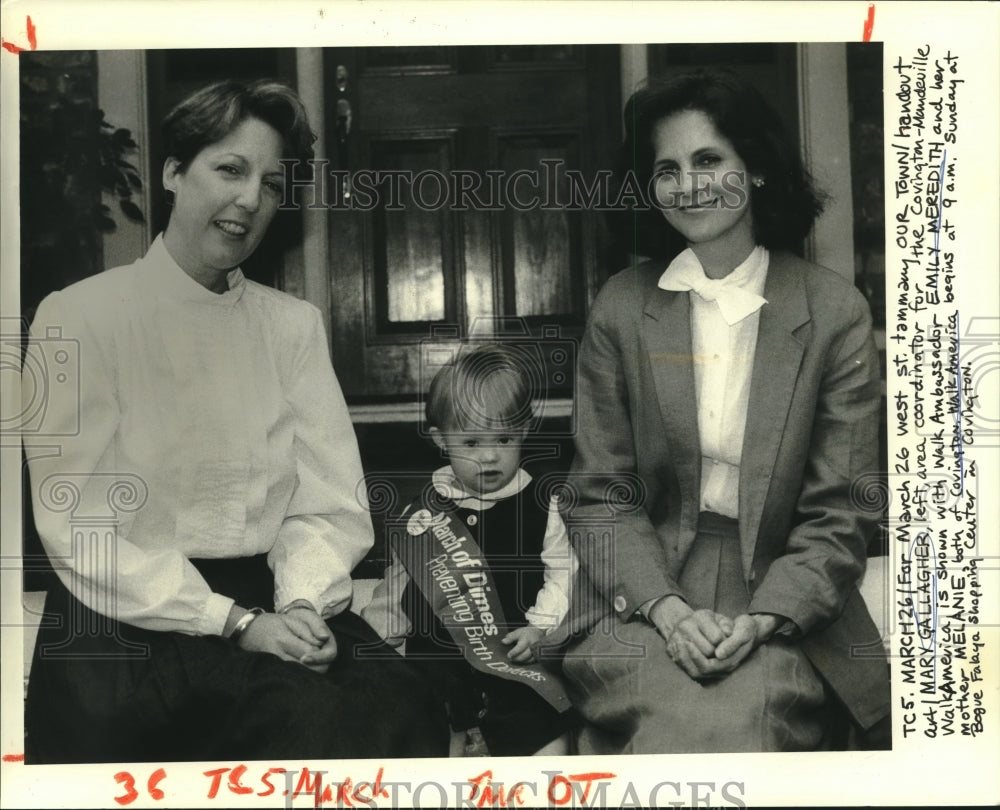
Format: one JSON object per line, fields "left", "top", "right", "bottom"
{"left": 164, "top": 189, "right": 175, "bottom": 207}
{"left": 752, "top": 177, "right": 766, "bottom": 188}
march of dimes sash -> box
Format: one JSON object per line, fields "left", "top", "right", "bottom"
{"left": 389, "top": 500, "right": 571, "bottom": 713}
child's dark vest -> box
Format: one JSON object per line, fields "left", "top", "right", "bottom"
{"left": 401, "top": 477, "right": 549, "bottom": 660}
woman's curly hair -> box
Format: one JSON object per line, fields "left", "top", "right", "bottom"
{"left": 612, "top": 68, "right": 826, "bottom": 261}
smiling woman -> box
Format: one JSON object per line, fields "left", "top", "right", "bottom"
{"left": 650, "top": 109, "right": 756, "bottom": 277}
{"left": 22, "top": 79, "right": 449, "bottom": 763}
{"left": 158, "top": 81, "right": 299, "bottom": 290}
{"left": 562, "top": 69, "right": 891, "bottom": 754}
{"left": 161, "top": 117, "right": 287, "bottom": 289}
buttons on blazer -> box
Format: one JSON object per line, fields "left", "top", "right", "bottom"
{"left": 467, "top": 514, "right": 478, "bottom": 526}
{"left": 613, "top": 595, "right": 627, "bottom": 613}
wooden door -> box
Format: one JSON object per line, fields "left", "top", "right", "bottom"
{"left": 647, "top": 43, "right": 800, "bottom": 145}
{"left": 323, "top": 46, "right": 621, "bottom": 401}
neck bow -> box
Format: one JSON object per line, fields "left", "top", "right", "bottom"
{"left": 658, "top": 250, "right": 768, "bottom": 325}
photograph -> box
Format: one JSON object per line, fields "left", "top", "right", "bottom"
{"left": 1, "top": 2, "right": 997, "bottom": 808}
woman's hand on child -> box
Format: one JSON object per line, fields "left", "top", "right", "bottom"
{"left": 502, "top": 626, "right": 546, "bottom": 663}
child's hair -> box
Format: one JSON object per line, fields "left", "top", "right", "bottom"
{"left": 425, "top": 344, "right": 535, "bottom": 432}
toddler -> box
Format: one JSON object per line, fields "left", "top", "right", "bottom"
{"left": 363, "top": 344, "right": 577, "bottom": 756}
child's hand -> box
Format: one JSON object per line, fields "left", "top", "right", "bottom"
{"left": 502, "top": 625, "right": 545, "bottom": 663}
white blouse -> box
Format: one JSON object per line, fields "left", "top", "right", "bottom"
{"left": 23, "top": 236, "right": 374, "bottom": 636}
{"left": 658, "top": 246, "right": 770, "bottom": 518}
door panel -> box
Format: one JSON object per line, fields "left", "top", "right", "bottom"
{"left": 498, "top": 133, "right": 581, "bottom": 320}
{"left": 369, "top": 135, "right": 457, "bottom": 330}
{"left": 325, "top": 45, "right": 621, "bottom": 401}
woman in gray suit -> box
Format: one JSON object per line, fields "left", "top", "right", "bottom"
{"left": 563, "top": 69, "right": 890, "bottom": 753}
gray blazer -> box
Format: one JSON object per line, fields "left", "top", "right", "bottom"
{"left": 567, "top": 251, "right": 890, "bottom": 730}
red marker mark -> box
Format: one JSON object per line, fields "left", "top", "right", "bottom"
{"left": 147, "top": 768, "right": 167, "bottom": 801}
{"left": 114, "top": 769, "right": 167, "bottom": 805}
{"left": 2, "top": 753, "right": 25, "bottom": 762}
{"left": 467, "top": 771, "right": 529, "bottom": 808}
{"left": 113, "top": 771, "right": 140, "bottom": 806}
{"left": 1, "top": 15, "right": 37, "bottom": 54}
{"left": 862, "top": 3, "right": 876, "bottom": 41}
{"left": 547, "top": 772, "right": 617, "bottom": 806}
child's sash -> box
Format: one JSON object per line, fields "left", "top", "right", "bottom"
{"left": 389, "top": 503, "right": 572, "bottom": 713}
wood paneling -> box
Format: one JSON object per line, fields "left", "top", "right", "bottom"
{"left": 326, "top": 45, "right": 621, "bottom": 400}
{"left": 369, "top": 137, "right": 456, "bottom": 329}
{"left": 497, "top": 134, "right": 580, "bottom": 319}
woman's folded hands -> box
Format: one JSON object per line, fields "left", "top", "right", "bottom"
{"left": 649, "top": 596, "right": 781, "bottom": 680}
{"left": 236, "top": 604, "right": 339, "bottom": 674}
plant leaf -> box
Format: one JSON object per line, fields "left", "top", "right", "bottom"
{"left": 119, "top": 199, "right": 145, "bottom": 223}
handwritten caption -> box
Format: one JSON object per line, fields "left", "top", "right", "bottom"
{"left": 110, "top": 765, "right": 747, "bottom": 807}
{"left": 889, "top": 44, "right": 987, "bottom": 741}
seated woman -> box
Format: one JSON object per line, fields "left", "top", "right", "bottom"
{"left": 562, "top": 69, "right": 891, "bottom": 753}
{"left": 22, "top": 79, "right": 448, "bottom": 763}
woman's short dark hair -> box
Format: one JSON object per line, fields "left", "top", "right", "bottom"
{"left": 162, "top": 79, "right": 316, "bottom": 171}
{"left": 425, "top": 344, "right": 535, "bottom": 432}
{"left": 614, "top": 69, "right": 826, "bottom": 260}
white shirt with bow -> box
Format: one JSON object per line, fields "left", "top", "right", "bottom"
{"left": 658, "top": 246, "right": 770, "bottom": 518}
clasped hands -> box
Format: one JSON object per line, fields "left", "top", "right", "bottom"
{"left": 649, "top": 596, "right": 781, "bottom": 681}
{"left": 226, "top": 600, "right": 337, "bottom": 674}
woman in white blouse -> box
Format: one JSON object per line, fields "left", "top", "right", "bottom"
{"left": 23, "top": 79, "right": 448, "bottom": 762}
{"left": 562, "top": 69, "right": 891, "bottom": 752}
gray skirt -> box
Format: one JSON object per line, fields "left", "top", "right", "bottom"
{"left": 563, "top": 512, "right": 830, "bottom": 754}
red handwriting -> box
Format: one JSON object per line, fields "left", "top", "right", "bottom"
{"left": 259, "top": 768, "right": 288, "bottom": 798}
{"left": 292, "top": 767, "right": 324, "bottom": 803}
{"left": 201, "top": 764, "right": 389, "bottom": 806}
{"left": 547, "top": 772, "right": 617, "bottom": 806}
{"left": 204, "top": 765, "right": 287, "bottom": 799}
{"left": 289, "top": 766, "right": 391, "bottom": 807}
{"left": 2, "top": 754, "right": 25, "bottom": 762}
{"left": 330, "top": 769, "right": 391, "bottom": 807}
{"left": 113, "top": 768, "right": 167, "bottom": 805}
{"left": 108, "top": 764, "right": 616, "bottom": 807}
{"left": 467, "top": 771, "right": 531, "bottom": 807}
{"left": 862, "top": 3, "right": 876, "bottom": 41}
{"left": 1, "top": 15, "right": 37, "bottom": 54}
